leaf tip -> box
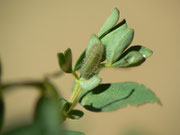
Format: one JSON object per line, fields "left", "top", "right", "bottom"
{"left": 113, "top": 7, "right": 120, "bottom": 15}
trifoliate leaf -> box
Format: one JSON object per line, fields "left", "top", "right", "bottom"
{"left": 58, "top": 48, "right": 72, "bottom": 73}
{"left": 80, "top": 82, "right": 159, "bottom": 112}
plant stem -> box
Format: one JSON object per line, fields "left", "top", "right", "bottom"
{"left": 44, "top": 70, "right": 63, "bottom": 79}
{"left": 67, "top": 80, "right": 82, "bottom": 113}
{"left": 99, "top": 63, "right": 106, "bottom": 68}
{"left": 72, "top": 71, "right": 79, "bottom": 80}
{"left": 105, "top": 63, "right": 112, "bottom": 67}
{"left": 0, "top": 80, "right": 44, "bottom": 91}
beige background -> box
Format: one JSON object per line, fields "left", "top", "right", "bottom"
{"left": 0, "top": 0, "right": 180, "bottom": 135}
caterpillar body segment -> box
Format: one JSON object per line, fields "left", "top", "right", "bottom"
{"left": 80, "top": 43, "right": 105, "bottom": 79}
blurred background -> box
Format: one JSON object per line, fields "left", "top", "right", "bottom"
{"left": 0, "top": 0, "right": 180, "bottom": 135}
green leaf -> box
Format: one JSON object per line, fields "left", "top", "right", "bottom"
{"left": 112, "top": 45, "right": 153, "bottom": 68}
{"left": 64, "top": 48, "right": 72, "bottom": 71}
{"left": 58, "top": 48, "right": 72, "bottom": 73}
{"left": 58, "top": 98, "right": 70, "bottom": 121}
{"left": 3, "top": 124, "right": 41, "bottom": 135}
{"left": 112, "top": 51, "right": 145, "bottom": 68}
{"left": 67, "top": 109, "right": 84, "bottom": 120}
{"left": 101, "top": 20, "right": 127, "bottom": 40}
{"left": 101, "top": 25, "right": 134, "bottom": 64}
{"left": 74, "top": 49, "right": 86, "bottom": 71}
{"left": 99, "top": 19, "right": 126, "bottom": 40}
{"left": 59, "top": 98, "right": 70, "bottom": 113}
{"left": 80, "top": 82, "right": 159, "bottom": 112}
{"left": 34, "top": 97, "right": 61, "bottom": 135}
{"left": 80, "top": 75, "right": 102, "bottom": 92}
{"left": 64, "top": 130, "right": 86, "bottom": 135}
{"left": 58, "top": 53, "right": 66, "bottom": 70}
{"left": 42, "top": 78, "right": 59, "bottom": 101}
{"left": 98, "top": 8, "right": 119, "bottom": 38}
{"left": 123, "top": 45, "right": 153, "bottom": 59}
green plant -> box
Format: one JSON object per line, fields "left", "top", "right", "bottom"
{"left": 0, "top": 8, "right": 159, "bottom": 135}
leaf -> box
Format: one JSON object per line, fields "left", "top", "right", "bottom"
{"left": 64, "top": 48, "right": 73, "bottom": 71}
{"left": 123, "top": 45, "right": 153, "bottom": 59}
{"left": 98, "top": 8, "right": 119, "bottom": 38}
{"left": 58, "top": 98, "right": 70, "bottom": 121}
{"left": 72, "top": 69, "right": 101, "bottom": 92}
{"left": 43, "top": 78, "right": 59, "bottom": 101}
{"left": 74, "top": 49, "right": 86, "bottom": 71}
{"left": 80, "top": 75, "right": 102, "bottom": 92}
{"left": 112, "top": 51, "right": 145, "bottom": 68}
{"left": 59, "top": 98, "right": 70, "bottom": 113}
{"left": 5, "top": 98, "right": 65, "bottom": 135}
{"left": 64, "top": 130, "right": 86, "bottom": 135}
{"left": 34, "top": 97, "right": 61, "bottom": 135}
{"left": 112, "top": 45, "right": 153, "bottom": 68}
{"left": 58, "top": 53, "right": 66, "bottom": 70}
{"left": 101, "top": 20, "right": 127, "bottom": 40}
{"left": 67, "top": 109, "right": 84, "bottom": 120}
{"left": 58, "top": 48, "right": 72, "bottom": 73}
{"left": 99, "top": 19, "right": 126, "bottom": 40}
{"left": 101, "top": 24, "right": 134, "bottom": 64}
{"left": 3, "top": 124, "right": 41, "bottom": 135}
{"left": 80, "top": 82, "right": 159, "bottom": 112}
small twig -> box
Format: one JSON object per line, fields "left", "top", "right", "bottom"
{"left": 44, "top": 70, "right": 64, "bottom": 79}
{"left": 1, "top": 80, "right": 44, "bottom": 91}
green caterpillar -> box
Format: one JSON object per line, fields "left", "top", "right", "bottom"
{"left": 80, "top": 43, "right": 105, "bottom": 79}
